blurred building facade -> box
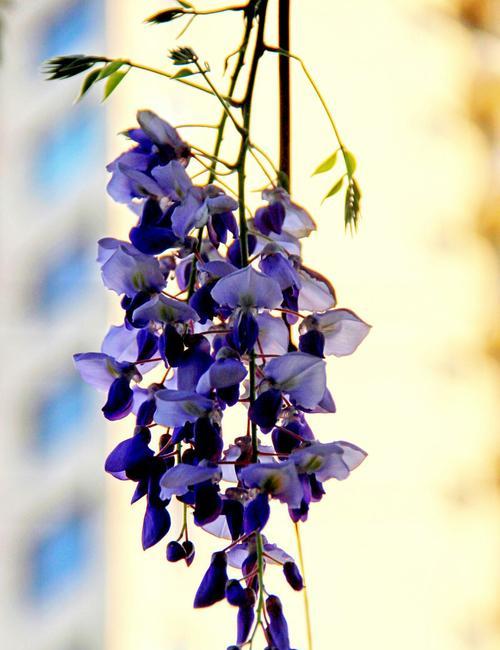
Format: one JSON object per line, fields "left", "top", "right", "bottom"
{"left": 0, "top": 1, "right": 108, "bottom": 649}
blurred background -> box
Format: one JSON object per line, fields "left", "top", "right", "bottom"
{"left": 0, "top": 0, "right": 499, "bottom": 649}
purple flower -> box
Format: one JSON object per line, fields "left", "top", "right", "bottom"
{"left": 264, "top": 352, "right": 327, "bottom": 410}
{"left": 73, "top": 352, "right": 136, "bottom": 391}
{"left": 300, "top": 308, "right": 371, "bottom": 356}
{"left": 98, "top": 239, "right": 166, "bottom": 298}
{"left": 240, "top": 460, "right": 303, "bottom": 509}
{"left": 256, "top": 188, "right": 315, "bottom": 239}
{"left": 107, "top": 110, "right": 190, "bottom": 204}
{"left": 291, "top": 440, "right": 367, "bottom": 481}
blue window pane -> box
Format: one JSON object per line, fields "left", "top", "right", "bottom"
{"left": 30, "top": 514, "right": 89, "bottom": 601}
{"left": 36, "top": 377, "right": 91, "bottom": 453}
{"left": 38, "top": 0, "right": 101, "bottom": 63}
{"left": 34, "top": 110, "right": 104, "bottom": 198}
{"left": 36, "top": 245, "right": 92, "bottom": 315}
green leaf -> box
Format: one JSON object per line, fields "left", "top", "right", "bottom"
{"left": 312, "top": 150, "right": 338, "bottom": 176}
{"left": 177, "top": 1, "right": 193, "bottom": 8}
{"left": 172, "top": 67, "right": 196, "bottom": 79}
{"left": 97, "top": 59, "right": 125, "bottom": 80}
{"left": 77, "top": 68, "right": 101, "bottom": 100}
{"left": 344, "top": 150, "right": 357, "bottom": 176}
{"left": 322, "top": 177, "right": 345, "bottom": 203}
{"left": 102, "top": 70, "right": 127, "bottom": 100}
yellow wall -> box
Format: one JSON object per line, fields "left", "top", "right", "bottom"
{"left": 106, "top": 1, "right": 500, "bottom": 649}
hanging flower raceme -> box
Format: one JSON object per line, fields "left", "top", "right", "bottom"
{"left": 70, "top": 104, "right": 369, "bottom": 648}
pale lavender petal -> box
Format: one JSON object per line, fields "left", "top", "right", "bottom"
{"left": 308, "top": 387, "right": 336, "bottom": 414}
{"left": 131, "top": 386, "right": 149, "bottom": 415}
{"left": 297, "top": 267, "right": 336, "bottom": 312}
{"left": 262, "top": 188, "right": 316, "bottom": 238}
{"left": 262, "top": 543, "right": 294, "bottom": 566}
{"left": 265, "top": 352, "right": 326, "bottom": 409}
{"left": 171, "top": 190, "right": 204, "bottom": 238}
{"left": 199, "top": 260, "right": 238, "bottom": 279}
{"left": 240, "top": 461, "right": 303, "bottom": 509}
{"left": 311, "top": 309, "right": 371, "bottom": 357}
{"left": 137, "top": 110, "right": 185, "bottom": 150}
{"left": 335, "top": 441, "right": 368, "bottom": 471}
{"left": 155, "top": 389, "right": 213, "bottom": 426}
{"left": 291, "top": 440, "right": 367, "bottom": 482}
{"left": 101, "top": 245, "right": 166, "bottom": 298}
{"left": 255, "top": 313, "right": 289, "bottom": 356}
{"left": 117, "top": 165, "right": 164, "bottom": 197}
{"left": 132, "top": 294, "right": 199, "bottom": 324}
{"left": 159, "top": 463, "right": 221, "bottom": 499}
{"left": 151, "top": 160, "right": 192, "bottom": 201}
{"left": 211, "top": 266, "right": 282, "bottom": 309}
{"left": 101, "top": 324, "right": 139, "bottom": 362}
{"left": 73, "top": 352, "right": 117, "bottom": 391}
{"left": 226, "top": 544, "right": 249, "bottom": 569}
{"left": 202, "top": 515, "right": 233, "bottom": 540}
{"left": 196, "top": 358, "right": 247, "bottom": 394}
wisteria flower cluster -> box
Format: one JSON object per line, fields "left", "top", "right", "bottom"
{"left": 74, "top": 109, "right": 370, "bottom": 648}
{"left": 47, "top": 1, "right": 369, "bottom": 647}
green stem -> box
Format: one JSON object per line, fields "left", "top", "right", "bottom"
{"left": 295, "top": 522, "right": 313, "bottom": 650}
{"left": 194, "top": 60, "right": 245, "bottom": 135}
{"left": 265, "top": 46, "right": 352, "bottom": 177}
{"left": 186, "top": 7, "right": 256, "bottom": 300}
{"left": 181, "top": 3, "right": 249, "bottom": 16}
{"left": 124, "top": 59, "right": 215, "bottom": 97}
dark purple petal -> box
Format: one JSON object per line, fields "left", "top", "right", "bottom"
{"left": 283, "top": 561, "right": 303, "bottom": 591}
{"left": 254, "top": 201, "right": 285, "bottom": 236}
{"left": 189, "top": 282, "right": 218, "bottom": 324}
{"left": 217, "top": 384, "right": 240, "bottom": 407}
{"left": 137, "top": 328, "right": 159, "bottom": 361}
{"left": 242, "top": 553, "right": 258, "bottom": 592}
{"left": 159, "top": 324, "right": 184, "bottom": 367}
{"left": 234, "top": 311, "right": 259, "bottom": 355}
{"left": 142, "top": 501, "right": 171, "bottom": 549}
{"left": 243, "top": 493, "right": 270, "bottom": 534}
{"left": 237, "top": 606, "right": 255, "bottom": 644}
{"left": 266, "top": 595, "right": 290, "bottom": 650}
{"left": 102, "top": 377, "right": 134, "bottom": 421}
{"left": 225, "top": 579, "right": 246, "bottom": 607}
{"left": 166, "top": 540, "right": 186, "bottom": 562}
{"left": 182, "top": 540, "right": 195, "bottom": 566}
{"left": 104, "top": 427, "right": 154, "bottom": 480}
{"left": 227, "top": 235, "right": 257, "bottom": 268}
{"left": 298, "top": 329, "right": 325, "bottom": 357}
{"left": 193, "top": 418, "right": 224, "bottom": 462}
{"left": 193, "top": 552, "right": 228, "bottom": 608}
{"left": 194, "top": 482, "right": 222, "bottom": 526}
{"left": 136, "top": 397, "right": 156, "bottom": 426}
{"left": 222, "top": 499, "right": 244, "bottom": 540}
{"left": 130, "top": 224, "right": 178, "bottom": 255}
{"left": 249, "top": 389, "right": 282, "bottom": 431}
